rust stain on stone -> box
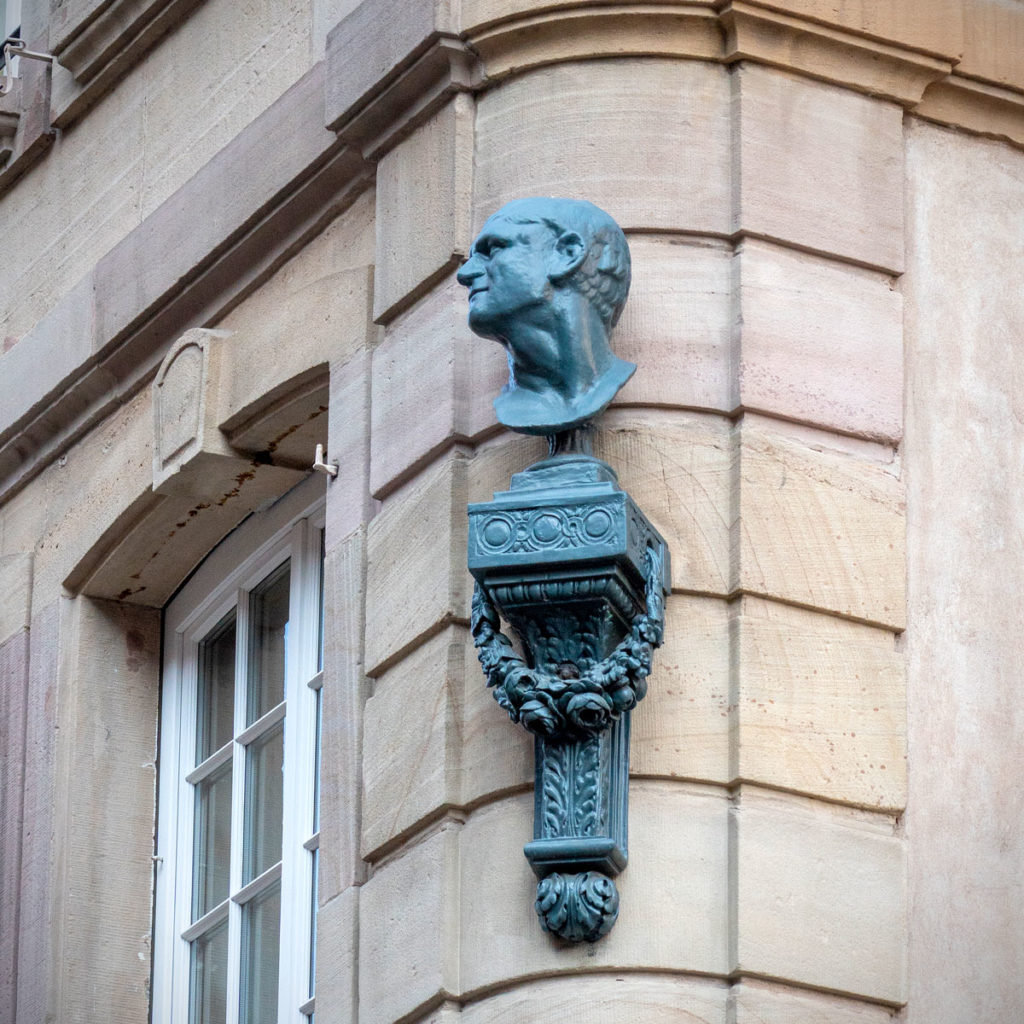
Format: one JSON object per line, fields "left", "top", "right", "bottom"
{"left": 265, "top": 405, "right": 327, "bottom": 454}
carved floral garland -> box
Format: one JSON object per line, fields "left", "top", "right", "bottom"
{"left": 471, "top": 545, "right": 666, "bottom": 739}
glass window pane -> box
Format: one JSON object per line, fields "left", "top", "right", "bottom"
{"left": 312, "top": 689, "right": 321, "bottom": 834}
{"left": 248, "top": 562, "right": 289, "bottom": 723}
{"left": 197, "top": 612, "right": 236, "bottom": 763}
{"left": 240, "top": 882, "right": 281, "bottom": 1024}
{"left": 243, "top": 723, "right": 283, "bottom": 883}
{"left": 309, "top": 848, "right": 318, "bottom": 999}
{"left": 317, "top": 530, "right": 325, "bottom": 673}
{"left": 192, "top": 762, "right": 232, "bottom": 919}
{"left": 189, "top": 917, "right": 228, "bottom": 1024}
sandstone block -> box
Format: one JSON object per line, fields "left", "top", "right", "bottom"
{"left": 16, "top": 602, "right": 60, "bottom": 1024}
{"left": 730, "top": 978, "right": 898, "bottom": 1024}
{"left": 365, "top": 455, "right": 470, "bottom": 675}
{"left": 55, "top": 599, "right": 159, "bottom": 1024}
{"left": 325, "top": 348, "right": 374, "bottom": 545}
{"left": 733, "top": 787, "right": 905, "bottom": 1003}
{"left": 597, "top": 411, "right": 733, "bottom": 596}
{"left": 734, "top": 66, "right": 904, "bottom": 272}
{"left": 735, "top": 241, "right": 903, "bottom": 442}
{"left": 961, "top": 0, "right": 1024, "bottom": 92}
{"left": 313, "top": 887, "right": 359, "bottom": 1024}
{"left": 325, "top": 0, "right": 457, "bottom": 129}
{"left": 631, "top": 594, "right": 731, "bottom": 785}
{"left": 735, "top": 421, "right": 905, "bottom": 630}
{"left": 614, "top": 236, "right": 733, "bottom": 415}
{"left": 0, "top": 553, "right": 32, "bottom": 645}
{"left": 370, "top": 279, "right": 505, "bottom": 497}
{"left": 361, "top": 624, "right": 532, "bottom": 860}
{"left": 93, "top": 63, "right": 337, "bottom": 351}
{"left": 358, "top": 825, "right": 460, "bottom": 1024}
{"left": 734, "top": 596, "right": 905, "bottom": 810}
{"left": 0, "top": 629, "right": 29, "bottom": 1024}
{"left": 461, "top": 973, "right": 728, "bottom": 1023}
{"left": 474, "top": 60, "right": 731, "bottom": 234}
{"left": 373, "top": 96, "right": 474, "bottom": 322}
{"left": 459, "top": 784, "right": 730, "bottom": 993}
{"left": 754, "top": 0, "right": 962, "bottom": 59}
{"left": 903, "top": 119, "right": 1024, "bottom": 1023}
{"left": 0, "top": 272, "right": 95, "bottom": 441}
{"left": 320, "top": 531, "right": 370, "bottom": 901}
{"left": 216, "top": 201, "right": 375, "bottom": 423}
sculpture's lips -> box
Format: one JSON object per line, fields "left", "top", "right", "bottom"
{"left": 469, "top": 287, "right": 487, "bottom": 300}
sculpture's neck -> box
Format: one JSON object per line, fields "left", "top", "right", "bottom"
{"left": 505, "top": 301, "right": 610, "bottom": 402}
{"left": 547, "top": 426, "right": 594, "bottom": 457}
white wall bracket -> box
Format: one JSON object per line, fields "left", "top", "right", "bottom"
{"left": 312, "top": 444, "right": 338, "bottom": 478}
{"left": 2, "top": 37, "right": 56, "bottom": 96}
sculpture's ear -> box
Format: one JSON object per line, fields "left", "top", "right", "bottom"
{"left": 548, "top": 231, "right": 586, "bottom": 282}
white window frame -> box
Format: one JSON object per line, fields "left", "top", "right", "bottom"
{"left": 2, "top": 0, "right": 21, "bottom": 77}
{"left": 153, "top": 477, "right": 325, "bottom": 1024}
{"left": 2, "top": 0, "right": 20, "bottom": 39}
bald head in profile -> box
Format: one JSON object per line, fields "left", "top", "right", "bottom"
{"left": 457, "top": 197, "right": 635, "bottom": 437}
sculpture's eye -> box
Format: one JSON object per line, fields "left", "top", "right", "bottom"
{"left": 477, "top": 236, "right": 508, "bottom": 258}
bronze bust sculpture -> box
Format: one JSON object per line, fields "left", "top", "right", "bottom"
{"left": 463, "top": 198, "right": 670, "bottom": 943}
{"left": 456, "top": 197, "right": 635, "bottom": 436}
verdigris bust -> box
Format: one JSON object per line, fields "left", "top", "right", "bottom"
{"left": 456, "top": 197, "right": 635, "bottom": 436}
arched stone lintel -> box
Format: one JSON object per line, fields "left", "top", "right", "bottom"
{"left": 63, "top": 330, "right": 329, "bottom": 607}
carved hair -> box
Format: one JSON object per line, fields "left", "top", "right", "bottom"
{"left": 502, "top": 198, "right": 632, "bottom": 328}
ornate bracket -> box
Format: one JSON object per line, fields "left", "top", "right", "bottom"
{"left": 468, "top": 447, "right": 670, "bottom": 942}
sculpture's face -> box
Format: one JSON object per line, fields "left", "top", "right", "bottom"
{"left": 457, "top": 214, "right": 555, "bottom": 341}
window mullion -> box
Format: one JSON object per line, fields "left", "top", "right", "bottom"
{"left": 226, "top": 586, "right": 250, "bottom": 1024}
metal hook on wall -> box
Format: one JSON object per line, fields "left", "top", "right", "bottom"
{"left": 2, "top": 37, "right": 56, "bottom": 97}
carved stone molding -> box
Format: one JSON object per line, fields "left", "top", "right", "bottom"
{"left": 916, "top": 74, "right": 1024, "bottom": 149}
{"left": 329, "top": 36, "right": 483, "bottom": 160}
{"left": 152, "top": 328, "right": 235, "bottom": 496}
{"left": 719, "top": 1, "right": 953, "bottom": 106}
{"left": 60, "top": 328, "right": 311, "bottom": 606}
{"left": 49, "top": 0, "right": 206, "bottom": 127}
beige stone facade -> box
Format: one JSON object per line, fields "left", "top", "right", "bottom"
{"left": 1, "top": 1, "right": 1022, "bottom": 1021}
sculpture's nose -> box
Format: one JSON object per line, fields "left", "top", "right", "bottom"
{"left": 457, "top": 255, "right": 482, "bottom": 287}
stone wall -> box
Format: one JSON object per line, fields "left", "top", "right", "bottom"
{"left": 0, "top": 0, "right": 1022, "bottom": 1021}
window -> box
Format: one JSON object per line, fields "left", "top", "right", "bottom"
{"left": 153, "top": 479, "right": 325, "bottom": 1024}
{"left": 1, "top": 0, "right": 21, "bottom": 76}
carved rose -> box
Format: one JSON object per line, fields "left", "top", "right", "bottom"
{"left": 565, "top": 691, "right": 613, "bottom": 732}
{"left": 471, "top": 544, "right": 666, "bottom": 740}
{"left": 520, "top": 696, "right": 562, "bottom": 737}
{"left": 502, "top": 665, "right": 536, "bottom": 708}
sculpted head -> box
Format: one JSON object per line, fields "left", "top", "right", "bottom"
{"left": 457, "top": 197, "right": 635, "bottom": 436}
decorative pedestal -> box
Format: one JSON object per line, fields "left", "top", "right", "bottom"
{"left": 468, "top": 453, "right": 669, "bottom": 942}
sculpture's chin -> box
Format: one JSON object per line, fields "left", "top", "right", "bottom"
{"left": 466, "top": 308, "right": 502, "bottom": 341}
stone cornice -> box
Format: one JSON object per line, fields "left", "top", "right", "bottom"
{"left": 49, "top": 0, "right": 208, "bottom": 127}
{"left": 719, "top": 1, "right": 953, "bottom": 106}
{"left": 916, "top": 73, "right": 1024, "bottom": 149}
